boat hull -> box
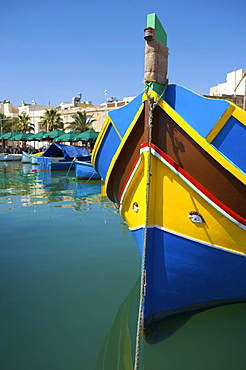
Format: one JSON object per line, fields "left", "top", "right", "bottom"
{"left": 92, "top": 85, "right": 246, "bottom": 340}
{"left": 37, "top": 157, "right": 76, "bottom": 171}
{"left": 22, "top": 151, "right": 32, "bottom": 163}
{"left": 119, "top": 146, "right": 246, "bottom": 336}
{"left": 74, "top": 160, "right": 100, "bottom": 180}
{"left": 0, "top": 154, "right": 22, "bottom": 161}
{"left": 132, "top": 226, "right": 246, "bottom": 324}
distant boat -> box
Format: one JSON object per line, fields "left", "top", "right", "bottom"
{"left": 0, "top": 153, "right": 22, "bottom": 161}
{"left": 21, "top": 151, "right": 32, "bottom": 163}
{"left": 92, "top": 13, "right": 246, "bottom": 342}
{"left": 74, "top": 160, "right": 100, "bottom": 180}
{"left": 31, "top": 152, "right": 43, "bottom": 165}
{"left": 38, "top": 143, "right": 91, "bottom": 171}
{"left": 22, "top": 150, "right": 43, "bottom": 164}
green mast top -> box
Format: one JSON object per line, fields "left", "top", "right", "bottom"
{"left": 146, "top": 13, "right": 167, "bottom": 46}
{"left": 144, "top": 14, "right": 169, "bottom": 94}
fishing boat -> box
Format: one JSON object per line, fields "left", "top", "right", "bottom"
{"left": 92, "top": 14, "right": 246, "bottom": 343}
{"left": 74, "top": 160, "right": 100, "bottom": 180}
{"left": 0, "top": 153, "right": 22, "bottom": 161}
{"left": 31, "top": 151, "right": 43, "bottom": 165}
{"left": 21, "top": 151, "right": 32, "bottom": 163}
{"left": 22, "top": 150, "right": 44, "bottom": 164}
{"left": 38, "top": 143, "right": 91, "bottom": 171}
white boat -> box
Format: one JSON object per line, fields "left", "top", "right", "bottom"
{"left": 21, "top": 151, "right": 32, "bottom": 163}
{"left": 22, "top": 150, "right": 44, "bottom": 164}
{"left": 0, "top": 153, "right": 22, "bottom": 161}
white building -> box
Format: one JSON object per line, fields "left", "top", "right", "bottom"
{"left": 210, "top": 69, "right": 246, "bottom": 96}
{"left": 0, "top": 94, "right": 134, "bottom": 149}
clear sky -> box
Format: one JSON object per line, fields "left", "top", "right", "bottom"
{"left": 1, "top": 0, "right": 246, "bottom": 107}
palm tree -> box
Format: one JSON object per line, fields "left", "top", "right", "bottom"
{"left": 0, "top": 113, "right": 12, "bottom": 133}
{"left": 39, "top": 109, "right": 64, "bottom": 131}
{"left": 67, "top": 111, "right": 95, "bottom": 133}
{"left": 16, "top": 113, "right": 34, "bottom": 132}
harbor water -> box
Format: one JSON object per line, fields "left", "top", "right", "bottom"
{"left": 0, "top": 161, "right": 246, "bottom": 370}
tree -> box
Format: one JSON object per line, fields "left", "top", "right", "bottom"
{"left": 0, "top": 113, "right": 12, "bottom": 132}
{"left": 67, "top": 111, "right": 95, "bottom": 133}
{"left": 16, "top": 113, "right": 34, "bottom": 132}
{"left": 39, "top": 109, "right": 64, "bottom": 131}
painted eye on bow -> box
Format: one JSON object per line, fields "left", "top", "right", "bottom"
{"left": 188, "top": 211, "right": 205, "bottom": 223}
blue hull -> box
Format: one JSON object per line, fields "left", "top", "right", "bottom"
{"left": 37, "top": 157, "right": 75, "bottom": 171}
{"left": 131, "top": 227, "right": 246, "bottom": 327}
{"left": 75, "top": 160, "right": 100, "bottom": 179}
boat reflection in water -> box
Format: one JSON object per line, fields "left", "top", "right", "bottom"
{"left": 0, "top": 162, "right": 103, "bottom": 211}
{"left": 95, "top": 278, "right": 246, "bottom": 369}
{"left": 37, "top": 169, "right": 102, "bottom": 210}
{"left": 95, "top": 279, "right": 140, "bottom": 370}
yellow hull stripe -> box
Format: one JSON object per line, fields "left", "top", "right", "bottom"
{"left": 92, "top": 115, "right": 111, "bottom": 167}
{"left": 205, "top": 104, "right": 235, "bottom": 143}
{"left": 231, "top": 105, "right": 246, "bottom": 125}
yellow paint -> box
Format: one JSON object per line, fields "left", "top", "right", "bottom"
{"left": 110, "top": 120, "right": 123, "bottom": 141}
{"left": 158, "top": 99, "right": 246, "bottom": 184}
{"left": 231, "top": 105, "right": 246, "bottom": 126}
{"left": 120, "top": 151, "right": 246, "bottom": 254}
{"left": 92, "top": 116, "right": 111, "bottom": 167}
{"left": 141, "top": 91, "right": 245, "bottom": 182}
{"left": 206, "top": 104, "right": 235, "bottom": 143}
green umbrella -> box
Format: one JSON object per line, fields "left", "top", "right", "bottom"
{"left": 53, "top": 131, "right": 81, "bottom": 143}
{"left": 73, "top": 130, "right": 99, "bottom": 141}
{"left": 43, "top": 129, "right": 65, "bottom": 140}
{"left": 31, "top": 130, "right": 48, "bottom": 141}
{"left": 9, "top": 132, "right": 34, "bottom": 141}
{"left": 26, "top": 133, "right": 36, "bottom": 140}
{"left": 29, "top": 131, "right": 47, "bottom": 141}
{"left": 0, "top": 131, "right": 21, "bottom": 140}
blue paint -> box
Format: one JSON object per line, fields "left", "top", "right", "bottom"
{"left": 131, "top": 227, "right": 246, "bottom": 319}
{"left": 95, "top": 93, "right": 144, "bottom": 181}
{"left": 37, "top": 157, "right": 76, "bottom": 171}
{"left": 75, "top": 161, "right": 100, "bottom": 179}
{"left": 212, "top": 116, "right": 246, "bottom": 173}
{"left": 95, "top": 123, "right": 121, "bottom": 181}
{"left": 109, "top": 93, "right": 144, "bottom": 138}
{"left": 165, "top": 85, "right": 230, "bottom": 138}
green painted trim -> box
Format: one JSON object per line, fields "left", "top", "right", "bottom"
{"left": 147, "top": 13, "right": 167, "bottom": 45}
{"left": 145, "top": 81, "right": 167, "bottom": 96}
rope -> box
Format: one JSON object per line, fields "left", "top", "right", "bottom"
{"left": 65, "top": 158, "right": 76, "bottom": 178}
{"left": 133, "top": 84, "right": 167, "bottom": 370}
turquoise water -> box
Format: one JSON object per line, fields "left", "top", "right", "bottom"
{"left": 0, "top": 161, "right": 246, "bottom": 370}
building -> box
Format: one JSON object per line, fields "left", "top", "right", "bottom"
{"left": 0, "top": 94, "right": 134, "bottom": 149}
{"left": 210, "top": 69, "right": 246, "bottom": 96}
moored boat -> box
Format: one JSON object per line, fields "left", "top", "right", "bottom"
{"left": 22, "top": 150, "right": 44, "bottom": 164}
{"left": 31, "top": 152, "right": 43, "bottom": 165}
{"left": 0, "top": 153, "right": 22, "bottom": 161}
{"left": 92, "top": 13, "right": 246, "bottom": 343}
{"left": 38, "top": 143, "right": 91, "bottom": 171}
{"left": 21, "top": 151, "right": 32, "bottom": 163}
{"left": 74, "top": 160, "right": 100, "bottom": 180}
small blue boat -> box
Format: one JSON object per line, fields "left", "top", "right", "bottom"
{"left": 74, "top": 160, "right": 100, "bottom": 180}
{"left": 38, "top": 143, "right": 91, "bottom": 171}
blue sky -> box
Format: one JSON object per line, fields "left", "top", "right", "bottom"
{"left": 1, "top": 0, "right": 246, "bottom": 107}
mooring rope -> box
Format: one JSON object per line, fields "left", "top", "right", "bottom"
{"left": 133, "top": 85, "right": 167, "bottom": 370}
{"left": 65, "top": 158, "right": 76, "bottom": 178}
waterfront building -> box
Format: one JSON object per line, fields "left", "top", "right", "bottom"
{"left": 0, "top": 95, "right": 134, "bottom": 149}
{"left": 210, "top": 69, "right": 246, "bottom": 97}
